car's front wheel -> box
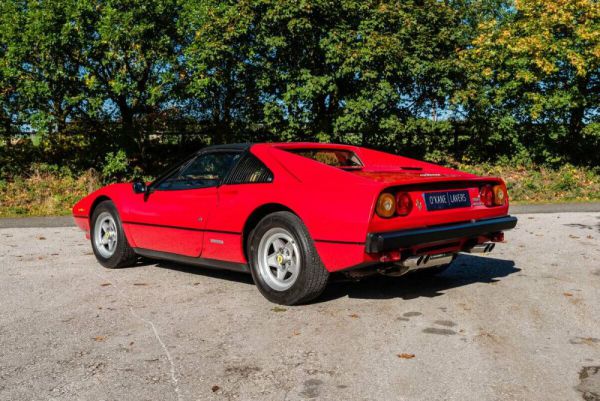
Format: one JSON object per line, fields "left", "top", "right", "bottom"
{"left": 90, "top": 200, "right": 137, "bottom": 269}
{"left": 248, "top": 211, "right": 329, "bottom": 305}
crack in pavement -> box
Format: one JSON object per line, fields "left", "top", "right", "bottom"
{"left": 93, "top": 271, "right": 183, "bottom": 401}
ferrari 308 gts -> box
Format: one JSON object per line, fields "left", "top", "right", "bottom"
{"left": 73, "top": 143, "right": 517, "bottom": 305}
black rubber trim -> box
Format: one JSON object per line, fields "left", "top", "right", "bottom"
{"left": 148, "top": 144, "right": 252, "bottom": 192}
{"left": 133, "top": 248, "right": 249, "bottom": 273}
{"left": 73, "top": 214, "right": 88, "bottom": 219}
{"left": 123, "top": 220, "right": 240, "bottom": 235}
{"left": 365, "top": 216, "right": 518, "bottom": 253}
{"left": 314, "top": 239, "right": 365, "bottom": 245}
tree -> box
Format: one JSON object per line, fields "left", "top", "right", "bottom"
{"left": 0, "top": 0, "right": 87, "bottom": 139}
{"left": 73, "top": 0, "right": 185, "bottom": 157}
{"left": 459, "top": 0, "right": 600, "bottom": 164}
{"left": 2, "top": 0, "right": 598, "bottom": 176}
{"left": 182, "top": 0, "right": 478, "bottom": 156}
{"left": 181, "top": 0, "right": 264, "bottom": 144}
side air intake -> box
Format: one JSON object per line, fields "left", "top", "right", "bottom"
{"left": 226, "top": 155, "right": 274, "bottom": 184}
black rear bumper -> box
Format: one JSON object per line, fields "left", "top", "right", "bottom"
{"left": 365, "top": 216, "right": 518, "bottom": 253}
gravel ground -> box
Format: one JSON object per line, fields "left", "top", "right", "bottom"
{"left": 1, "top": 212, "right": 599, "bottom": 401}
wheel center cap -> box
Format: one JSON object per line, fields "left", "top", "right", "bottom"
{"left": 276, "top": 254, "right": 284, "bottom": 265}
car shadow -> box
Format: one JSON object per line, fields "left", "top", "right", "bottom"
{"left": 148, "top": 259, "right": 255, "bottom": 285}
{"left": 135, "top": 254, "right": 519, "bottom": 303}
{"left": 318, "top": 253, "right": 520, "bottom": 303}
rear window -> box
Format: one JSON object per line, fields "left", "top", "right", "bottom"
{"left": 285, "top": 149, "right": 363, "bottom": 169}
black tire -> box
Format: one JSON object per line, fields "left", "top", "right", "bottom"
{"left": 248, "top": 211, "right": 329, "bottom": 305}
{"left": 90, "top": 200, "right": 137, "bottom": 269}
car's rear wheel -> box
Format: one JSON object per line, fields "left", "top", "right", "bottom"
{"left": 248, "top": 211, "right": 329, "bottom": 305}
{"left": 91, "top": 201, "right": 137, "bottom": 269}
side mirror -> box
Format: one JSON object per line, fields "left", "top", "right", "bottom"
{"left": 132, "top": 180, "right": 147, "bottom": 194}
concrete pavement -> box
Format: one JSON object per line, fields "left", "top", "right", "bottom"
{"left": 1, "top": 212, "right": 599, "bottom": 400}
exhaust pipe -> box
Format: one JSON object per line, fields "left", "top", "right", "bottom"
{"left": 377, "top": 253, "right": 455, "bottom": 276}
{"left": 371, "top": 242, "right": 496, "bottom": 278}
{"left": 467, "top": 242, "right": 495, "bottom": 254}
{"left": 401, "top": 253, "right": 454, "bottom": 271}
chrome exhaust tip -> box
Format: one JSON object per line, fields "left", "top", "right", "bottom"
{"left": 400, "top": 253, "right": 454, "bottom": 271}
{"left": 467, "top": 242, "right": 495, "bottom": 254}
{"left": 403, "top": 255, "right": 424, "bottom": 269}
{"left": 376, "top": 253, "right": 455, "bottom": 276}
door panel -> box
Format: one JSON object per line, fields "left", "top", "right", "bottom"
{"left": 124, "top": 187, "right": 217, "bottom": 256}
{"left": 123, "top": 150, "right": 242, "bottom": 257}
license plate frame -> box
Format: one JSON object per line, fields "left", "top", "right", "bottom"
{"left": 423, "top": 190, "right": 471, "bottom": 211}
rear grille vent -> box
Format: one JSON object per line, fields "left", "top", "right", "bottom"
{"left": 226, "top": 155, "right": 274, "bottom": 184}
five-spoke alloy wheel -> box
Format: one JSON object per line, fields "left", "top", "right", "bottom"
{"left": 257, "top": 227, "right": 301, "bottom": 291}
{"left": 93, "top": 212, "right": 118, "bottom": 259}
{"left": 248, "top": 211, "right": 329, "bottom": 305}
{"left": 90, "top": 201, "right": 137, "bottom": 269}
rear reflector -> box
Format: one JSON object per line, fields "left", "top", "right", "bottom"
{"left": 379, "top": 250, "right": 402, "bottom": 262}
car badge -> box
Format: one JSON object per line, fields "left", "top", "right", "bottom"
{"left": 416, "top": 198, "right": 423, "bottom": 211}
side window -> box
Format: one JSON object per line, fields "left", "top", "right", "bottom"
{"left": 156, "top": 152, "right": 241, "bottom": 190}
{"left": 226, "top": 154, "right": 273, "bottom": 184}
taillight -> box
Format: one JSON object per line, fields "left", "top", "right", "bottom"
{"left": 376, "top": 193, "right": 396, "bottom": 218}
{"left": 480, "top": 185, "right": 493, "bottom": 207}
{"left": 396, "top": 192, "right": 412, "bottom": 216}
{"left": 480, "top": 184, "right": 507, "bottom": 207}
{"left": 493, "top": 185, "right": 506, "bottom": 206}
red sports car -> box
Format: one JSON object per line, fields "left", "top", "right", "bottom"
{"left": 73, "top": 143, "right": 517, "bottom": 305}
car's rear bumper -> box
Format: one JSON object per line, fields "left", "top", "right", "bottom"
{"left": 365, "top": 215, "right": 518, "bottom": 253}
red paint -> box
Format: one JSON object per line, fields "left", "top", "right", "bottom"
{"left": 123, "top": 187, "right": 217, "bottom": 256}
{"left": 73, "top": 143, "right": 514, "bottom": 272}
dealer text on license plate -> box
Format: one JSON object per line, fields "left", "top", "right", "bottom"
{"left": 424, "top": 190, "right": 471, "bottom": 211}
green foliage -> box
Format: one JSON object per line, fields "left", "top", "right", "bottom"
{"left": 459, "top": 0, "right": 600, "bottom": 165}
{"left": 101, "top": 150, "right": 130, "bottom": 183}
{"left": 0, "top": 168, "right": 102, "bottom": 217}
{"left": 75, "top": 0, "right": 185, "bottom": 149}
{"left": 0, "top": 0, "right": 598, "bottom": 179}
{"left": 459, "top": 162, "right": 600, "bottom": 203}
{"left": 2, "top": 162, "right": 598, "bottom": 217}
{"left": 182, "top": 0, "right": 476, "bottom": 147}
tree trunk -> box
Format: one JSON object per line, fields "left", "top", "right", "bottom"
{"left": 116, "top": 95, "right": 139, "bottom": 154}
{"left": 117, "top": 96, "right": 134, "bottom": 136}
{"left": 313, "top": 93, "right": 332, "bottom": 140}
{"left": 568, "top": 76, "right": 588, "bottom": 160}
{"left": 2, "top": 117, "right": 12, "bottom": 149}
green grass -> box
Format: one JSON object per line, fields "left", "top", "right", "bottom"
{"left": 1, "top": 163, "right": 599, "bottom": 218}
{"left": 459, "top": 163, "right": 600, "bottom": 204}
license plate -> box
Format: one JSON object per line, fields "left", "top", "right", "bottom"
{"left": 424, "top": 190, "right": 471, "bottom": 211}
